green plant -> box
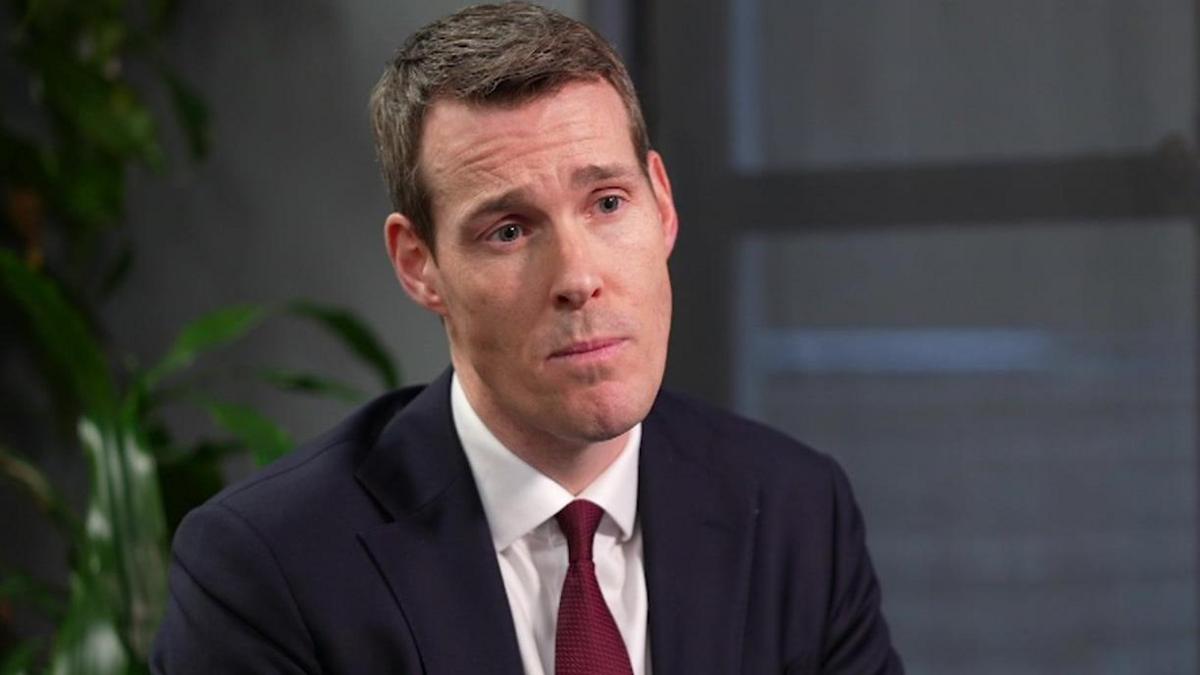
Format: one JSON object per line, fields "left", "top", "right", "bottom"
{"left": 2, "top": 0, "right": 208, "bottom": 289}
{"left": 0, "top": 250, "right": 397, "bottom": 673}
{"left": 0, "top": 1, "right": 400, "bottom": 672}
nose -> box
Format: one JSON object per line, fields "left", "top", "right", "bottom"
{"left": 550, "top": 225, "right": 602, "bottom": 311}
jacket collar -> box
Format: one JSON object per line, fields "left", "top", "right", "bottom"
{"left": 639, "top": 393, "right": 760, "bottom": 675}
{"left": 354, "top": 368, "right": 525, "bottom": 675}
{"left": 354, "top": 371, "right": 759, "bottom": 674}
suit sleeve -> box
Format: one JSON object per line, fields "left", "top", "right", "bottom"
{"left": 820, "top": 459, "right": 904, "bottom": 674}
{"left": 151, "top": 501, "right": 319, "bottom": 674}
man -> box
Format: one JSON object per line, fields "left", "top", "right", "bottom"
{"left": 152, "top": 3, "right": 902, "bottom": 674}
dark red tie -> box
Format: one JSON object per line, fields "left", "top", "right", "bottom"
{"left": 555, "top": 500, "right": 634, "bottom": 675}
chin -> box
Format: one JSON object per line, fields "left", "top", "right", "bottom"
{"left": 558, "top": 378, "right": 658, "bottom": 442}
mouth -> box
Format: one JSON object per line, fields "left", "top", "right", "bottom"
{"left": 548, "top": 337, "right": 628, "bottom": 361}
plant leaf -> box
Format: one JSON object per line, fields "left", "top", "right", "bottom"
{"left": 288, "top": 302, "right": 399, "bottom": 390}
{"left": 0, "top": 638, "right": 40, "bottom": 675}
{"left": 0, "top": 235, "right": 169, "bottom": 665}
{"left": 257, "top": 368, "right": 365, "bottom": 404}
{"left": 148, "top": 0, "right": 181, "bottom": 30}
{"left": 0, "top": 127, "right": 47, "bottom": 191}
{"left": 161, "top": 68, "right": 210, "bottom": 160}
{"left": 54, "top": 145, "right": 126, "bottom": 230}
{"left": 156, "top": 441, "right": 231, "bottom": 536}
{"left": 0, "top": 250, "right": 117, "bottom": 418}
{"left": 76, "top": 413, "right": 170, "bottom": 662}
{"left": 0, "top": 572, "right": 65, "bottom": 619}
{"left": 145, "top": 304, "right": 266, "bottom": 388}
{"left": 198, "top": 400, "right": 293, "bottom": 467}
{"left": 0, "top": 443, "right": 82, "bottom": 540}
{"left": 97, "top": 241, "right": 134, "bottom": 301}
{"left": 47, "top": 571, "right": 131, "bottom": 675}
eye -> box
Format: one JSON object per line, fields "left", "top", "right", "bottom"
{"left": 488, "top": 223, "right": 524, "bottom": 243}
{"left": 597, "top": 195, "right": 623, "bottom": 215}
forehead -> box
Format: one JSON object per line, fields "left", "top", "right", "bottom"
{"left": 417, "top": 81, "right": 639, "bottom": 220}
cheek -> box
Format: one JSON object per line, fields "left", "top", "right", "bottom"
{"left": 443, "top": 269, "right": 537, "bottom": 353}
{"left": 618, "top": 238, "right": 672, "bottom": 302}
{"left": 648, "top": 274, "right": 673, "bottom": 345}
{"left": 638, "top": 249, "right": 674, "bottom": 338}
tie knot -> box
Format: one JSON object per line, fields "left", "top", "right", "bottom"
{"left": 556, "top": 499, "right": 605, "bottom": 562}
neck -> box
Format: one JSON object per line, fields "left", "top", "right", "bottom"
{"left": 454, "top": 371, "right": 630, "bottom": 495}
{"left": 510, "top": 431, "right": 629, "bottom": 495}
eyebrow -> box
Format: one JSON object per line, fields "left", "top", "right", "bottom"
{"left": 460, "top": 163, "right": 638, "bottom": 226}
{"left": 461, "top": 189, "right": 531, "bottom": 226}
{"left": 569, "top": 163, "right": 637, "bottom": 189}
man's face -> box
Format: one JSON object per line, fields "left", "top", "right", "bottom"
{"left": 388, "top": 80, "right": 677, "bottom": 451}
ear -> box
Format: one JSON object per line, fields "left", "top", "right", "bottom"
{"left": 384, "top": 212, "right": 447, "bottom": 315}
{"left": 646, "top": 150, "right": 679, "bottom": 256}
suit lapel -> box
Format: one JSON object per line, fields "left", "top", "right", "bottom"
{"left": 354, "top": 370, "right": 523, "bottom": 675}
{"left": 639, "top": 401, "right": 759, "bottom": 675}
{"left": 351, "top": 371, "right": 758, "bottom": 674}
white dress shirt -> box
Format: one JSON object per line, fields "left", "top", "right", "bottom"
{"left": 451, "top": 374, "right": 650, "bottom": 675}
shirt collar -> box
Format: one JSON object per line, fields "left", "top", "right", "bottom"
{"left": 451, "top": 373, "right": 640, "bottom": 552}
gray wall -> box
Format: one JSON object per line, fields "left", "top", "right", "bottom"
{"left": 647, "top": 0, "right": 1198, "bottom": 671}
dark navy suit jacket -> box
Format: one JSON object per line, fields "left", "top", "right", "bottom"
{"left": 151, "top": 369, "right": 902, "bottom": 673}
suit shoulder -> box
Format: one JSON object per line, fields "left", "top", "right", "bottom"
{"left": 196, "top": 384, "right": 425, "bottom": 528}
{"left": 650, "top": 388, "right": 841, "bottom": 484}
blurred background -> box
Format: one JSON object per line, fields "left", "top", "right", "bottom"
{"left": 1, "top": 0, "right": 1197, "bottom": 673}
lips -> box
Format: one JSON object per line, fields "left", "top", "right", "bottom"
{"left": 549, "top": 337, "right": 627, "bottom": 359}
